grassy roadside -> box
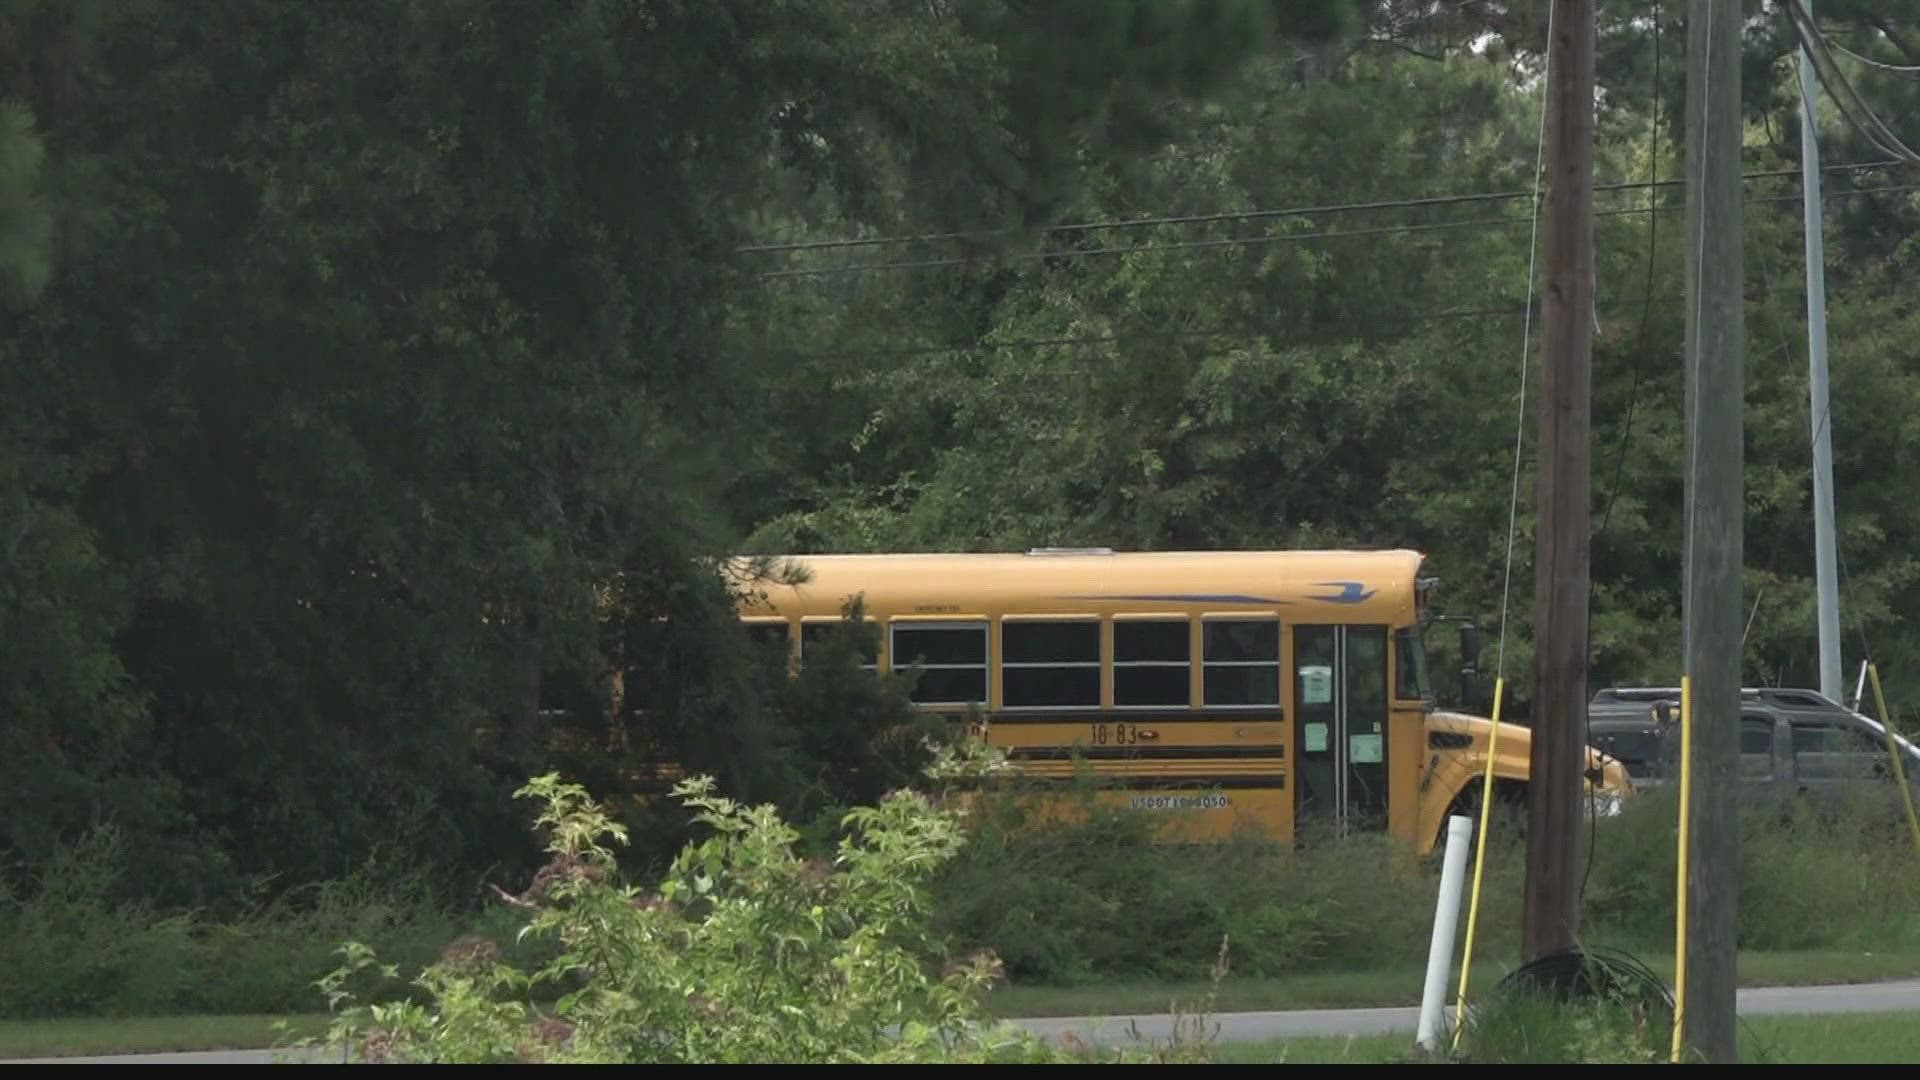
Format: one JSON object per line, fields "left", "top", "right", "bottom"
{"left": 1208, "top": 1010, "right": 1920, "bottom": 1064}
{"left": 5, "top": 949, "right": 1915, "bottom": 1058}
{"left": 0, "top": 1013, "right": 331, "bottom": 1059}
{"left": 983, "top": 948, "right": 1920, "bottom": 1018}
{"left": 6, "top": 784, "right": 1914, "bottom": 1060}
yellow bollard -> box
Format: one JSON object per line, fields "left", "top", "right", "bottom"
{"left": 1450, "top": 677, "right": 1505, "bottom": 1054}
{"left": 1670, "top": 675, "right": 1692, "bottom": 1063}
{"left": 1865, "top": 663, "right": 1920, "bottom": 859}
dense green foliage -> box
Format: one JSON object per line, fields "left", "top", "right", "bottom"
{"left": 730, "top": 1, "right": 1920, "bottom": 708}
{"left": 303, "top": 771, "right": 1112, "bottom": 1064}
{"left": 0, "top": 824, "right": 522, "bottom": 1019}
{"left": 4, "top": 0, "right": 1920, "bottom": 931}
{"left": 0, "top": 0, "right": 1350, "bottom": 907}
{"left": 929, "top": 777, "right": 1920, "bottom": 989}
{"left": 8, "top": 766, "right": 1911, "bottom": 1021}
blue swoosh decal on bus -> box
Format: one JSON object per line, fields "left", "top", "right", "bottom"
{"left": 1309, "top": 581, "right": 1375, "bottom": 604}
{"left": 1056, "top": 593, "right": 1292, "bottom": 605}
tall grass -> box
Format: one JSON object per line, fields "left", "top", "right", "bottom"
{"left": 6, "top": 775, "right": 1915, "bottom": 1019}
{"left": 933, "top": 778, "right": 1920, "bottom": 986}
{"left": 1447, "top": 983, "right": 1671, "bottom": 1065}
{"left": 929, "top": 785, "right": 1529, "bottom": 984}
{"left": 1579, "top": 782, "right": 1920, "bottom": 952}
{"left": 0, "top": 825, "right": 522, "bottom": 1018}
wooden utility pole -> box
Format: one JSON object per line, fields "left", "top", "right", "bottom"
{"left": 1682, "top": 0, "right": 1743, "bottom": 1062}
{"left": 1523, "top": 0, "right": 1594, "bottom": 963}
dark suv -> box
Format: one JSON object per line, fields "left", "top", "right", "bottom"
{"left": 1586, "top": 685, "right": 1920, "bottom": 813}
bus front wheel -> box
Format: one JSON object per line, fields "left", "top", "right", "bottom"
{"left": 1437, "top": 778, "right": 1529, "bottom": 851}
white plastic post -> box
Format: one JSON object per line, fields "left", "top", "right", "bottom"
{"left": 1417, "top": 814, "right": 1474, "bottom": 1052}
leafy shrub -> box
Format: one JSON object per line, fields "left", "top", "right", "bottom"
{"left": 301, "top": 771, "right": 1119, "bottom": 1063}
{"left": 0, "top": 826, "right": 478, "bottom": 1018}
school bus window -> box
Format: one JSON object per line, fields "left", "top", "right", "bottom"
{"left": 1114, "top": 620, "right": 1190, "bottom": 707}
{"left": 745, "top": 622, "right": 789, "bottom": 660}
{"left": 890, "top": 622, "right": 988, "bottom": 705}
{"left": 1203, "top": 618, "right": 1280, "bottom": 707}
{"left": 1394, "top": 627, "right": 1431, "bottom": 700}
{"left": 1002, "top": 620, "right": 1099, "bottom": 708}
{"left": 800, "top": 621, "right": 879, "bottom": 670}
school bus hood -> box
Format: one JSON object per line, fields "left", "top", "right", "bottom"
{"left": 1427, "top": 708, "right": 1635, "bottom": 797}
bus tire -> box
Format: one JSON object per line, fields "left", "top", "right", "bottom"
{"left": 1438, "top": 778, "right": 1529, "bottom": 850}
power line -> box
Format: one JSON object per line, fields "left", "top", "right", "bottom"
{"left": 740, "top": 190, "right": 1532, "bottom": 255}
{"left": 1822, "top": 34, "right": 1920, "bottom": 74}
{"left": 755, "top": 181, "right": 1920, "bottom": 281}
{"left": 759, "top": 215, "right": 1519, "bottom": 280}
{"left": 1492, "top": 0, "right": 1557, "bottom": 704}
{"left": 772, "top": 285, "right": 1806, "bottom": 364}
{"left": 738, "top": 158, "right": 1903, "bottom": 256}
{"left": 1786, "top": 0, "right": 1920, "bottom": 166}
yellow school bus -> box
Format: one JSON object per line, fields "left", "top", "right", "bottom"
{"left": 732, "top": 546, "right": 1631, "bottom": 856}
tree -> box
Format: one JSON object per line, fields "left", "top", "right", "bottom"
{"left": 0, "top": 0, "right": 1361, "bottom": 907}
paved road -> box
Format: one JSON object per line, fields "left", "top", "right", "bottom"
{"left": 13, "top": 979, "right": 1920, "bottom": 1064}
{"left": 1019, "top": 978, "right": 1920, "bottom": 1048}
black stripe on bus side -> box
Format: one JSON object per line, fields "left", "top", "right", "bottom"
{"left": 948, "top": 775, "right": 1285, "bottom": 791}
{"left": 983, "top": 711, "right": 1286, "bottom": 725}
{"left": 1003, "top": 746, "right": 1285, "bottom": 762}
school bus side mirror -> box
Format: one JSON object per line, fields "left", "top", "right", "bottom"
{"left": 1456, "top": 624, "right": 1486, "bottom": 711}
{"left": 1458, "top": 624, "right": 1483, "bottom": 672}
{"left": 1459, "top": 622, "right": 1489, "bottom": 672}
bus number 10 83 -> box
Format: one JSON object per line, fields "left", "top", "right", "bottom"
{"left": 1089, "top": 722, "right": 1140, "bottom": 747}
